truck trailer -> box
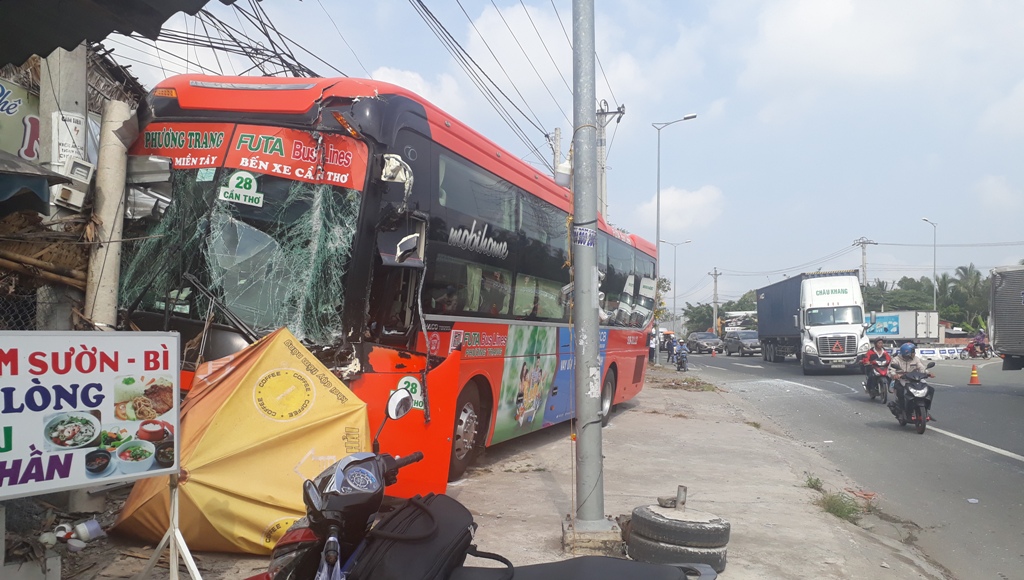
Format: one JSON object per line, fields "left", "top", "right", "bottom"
{"left": 989, "top": 265, "right": 1024, "bottom": 370}
{"left": 865, "top": 310, "right": 940, "bottom": 343}
{"left": 756, "top": 270, "right": 870, "bottom": 374}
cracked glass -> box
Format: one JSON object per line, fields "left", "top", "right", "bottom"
{"left": 120, "top": 168, "right": 361, "bottom": 345}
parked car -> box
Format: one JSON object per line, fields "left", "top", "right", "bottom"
{"left": 724, "top": 330, "right": 761, "bottom": 357}
{"left": 687, "top": 332, "right": 723, "bottom": 354}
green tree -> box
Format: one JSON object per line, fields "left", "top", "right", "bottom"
{"left": 680, "top": 302, "right": 714, "bottom": 335}
{"left": 653, "top": 277, "right": 672, "bottom": 326}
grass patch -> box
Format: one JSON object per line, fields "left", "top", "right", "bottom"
{"left": 745, "top": 421, "right": 761, "bottom": 429}
{"left": 804, "top": 473, "right": 824, "bottom": 492}
{"left": 653, "top": 376, "right": 719, "bottom": 392}
{"left": 815, "top": 491, "right": 862, "bottom": 523}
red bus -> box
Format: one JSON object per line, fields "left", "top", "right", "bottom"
{"left": 123, "top": 75, "right": 657, "bottom": 495}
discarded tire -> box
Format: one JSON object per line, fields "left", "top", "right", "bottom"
{"left": 627, "top": 533, "right": 727, "bottom": 572}
{"left": 629, "top": 505, "right": 730, "bottom": 548}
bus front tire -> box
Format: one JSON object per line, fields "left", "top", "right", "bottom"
{"left": 449, "top": 383, "right": 483, "bottom": 481}
{"left": 601, "top": 369, "right": 617, "bottom": 427}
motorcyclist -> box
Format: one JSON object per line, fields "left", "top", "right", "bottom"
{"left": 675, "top": 341, "right": 690, "bottom": 371}
{"left": 862, "top": 337, "right": 892, "bottom": 395}
{"left": 973, "top": 329, "right": 989, "bottom": 355}
{"left": 890, "top": 343, "right": 936, "bottom": 416}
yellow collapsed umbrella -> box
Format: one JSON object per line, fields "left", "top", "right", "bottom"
{"left": 113, "top": 328, "right": 370, "bottom": 554}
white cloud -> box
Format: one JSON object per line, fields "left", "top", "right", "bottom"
{"left": 629, "top": 185, "right": 725, "bottom": 237}
{"left": 974, "top": 175, "right": 1023, "bottom": 211}
{"left": 370, "top": 67, "right": 466, "bottom": 117}
{"left": 979, "top": 80, "right": 1024, "bottom": 136}
{"left": 739, "top": 0, "right": 949, "bottom": 90}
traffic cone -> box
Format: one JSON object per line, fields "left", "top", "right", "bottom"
{"left": 969, "top": 364, "right": 981, "bottom": 386}
{"left": 711, "top": 349, "right": 717, "bottom": 357}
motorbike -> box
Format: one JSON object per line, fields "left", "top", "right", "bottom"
{"left": 676, "top": 347, "right": 689, "bottom": 372}
{"left": 862, "top": 358, "right": 891, "bottom": 404}
{"left": 248, "top": 389, "right": 716, "bottom": 580}
{"left": 959, "top": 341, "right": 993, "bottom": 359}
{"left": 887, "top": 362, "right": 936, "bottom": 434}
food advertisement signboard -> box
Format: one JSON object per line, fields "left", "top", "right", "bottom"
{"left": 0, "top": 332, "right": 180, "bottom": 501}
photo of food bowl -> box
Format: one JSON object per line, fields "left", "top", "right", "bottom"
{"left": 43, "top": 412, "right": 100, "bottom": 450}
{"left": 136, "top": 419, "right": 173, "bottom": 443}
{"left": 114, "top": 440, "right": 156, "bottom": 474}
{"left": 155, "top": 441, "right": 175, "bottom": 469}
{"left": 84, "top": 449, "right": 114, "bottom": 477}
{"left": 113, "top": 375, "right": 175, "bottom": 421}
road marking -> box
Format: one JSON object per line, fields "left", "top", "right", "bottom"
{"left": 734, "top": 363, "right": 763, "bottom": 369}
{"left": 778, "top": 379, "right": 825, "bottom": 392}
{"left": 930, "top": 427, "right": 1024, "bottom": 464}
{"left": 824, "top": 380, "right": 858, "bottom": 393}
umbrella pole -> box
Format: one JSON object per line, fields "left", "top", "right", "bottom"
{"left": 134, "top": 475, "right": 203, "bottom": 580}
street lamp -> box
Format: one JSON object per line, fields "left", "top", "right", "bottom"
{"left": 653, "top": 114, "right": 696, "bottom": 330}
{"left": 660, "top": 239, "right": 692, "bottom": 334}
{"left": 922, "top": 218, "right": 937, "bottom": 311}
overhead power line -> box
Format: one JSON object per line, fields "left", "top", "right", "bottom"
{"left": 409, "top": 0, "right": 553, "bottom": 171}
{"left": 721, "top": 246, "right": 858, "bottom": 277}
{"left": 878, "top": 241, "right": 1024, "bottom": 248}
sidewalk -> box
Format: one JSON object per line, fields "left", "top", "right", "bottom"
{"left": 85, "top": 363, "right": 951, "bottom": 579}
{"left": 448, "top": 363, "right": 951, "bottom": 579}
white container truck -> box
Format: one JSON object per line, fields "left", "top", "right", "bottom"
{"left": 990, "top": 265, "right": 1024, "bottom": 370}
{"left": 865, "top": 310, "right": 940, "bottom": 343}
{"left": 756, "top": 270, "right": 871, "bottom": 375}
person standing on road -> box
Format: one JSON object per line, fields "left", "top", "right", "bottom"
{"left": 862, "top": 337, "right": 892, "bottom": 395}
{"left": 649, "top": 333, "right": 657, "bottom": 363}
{"left": 667, "top": 335, "right": 678, "bottom": 364}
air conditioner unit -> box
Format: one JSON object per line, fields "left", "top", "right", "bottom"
{"left": 53, "top": 185, "right": 87, "bottom": 211}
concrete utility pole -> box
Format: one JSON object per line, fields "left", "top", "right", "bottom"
{"left": 710, "top": 267, "right": 720, "bottom": 335}
{"left": 853, "top": 237, "right": 877, "bottom": 285}
{"left": 37, "top": 43, "right": 88, "bottom": 332}
{"left": 566, "top": 0, "right": 616, "bottom": 550}
{"left": 84, "top": 100, "right": 132, "bottom": 328}
{"left": 596, "top": 100, "right": 624, "bottom": 219}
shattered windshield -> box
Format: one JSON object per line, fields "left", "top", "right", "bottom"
{"left": 120, "top": 168, "right": 361, "bottom": 344}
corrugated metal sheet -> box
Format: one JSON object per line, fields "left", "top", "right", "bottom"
{"left": 0, "top": 0, "right": 218, "bottom": 67}
{"left": 990, "top": 266, "right": 1024, "bottom": 356}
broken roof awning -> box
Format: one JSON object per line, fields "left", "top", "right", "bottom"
{"left": 0, "top": 150, "right": 71, "bottom": 216}
{"left": 0, "top": 0, "right": 224, "bottom": 66}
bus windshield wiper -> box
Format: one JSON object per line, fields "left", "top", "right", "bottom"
{"left": 182, "top": 273, "right": 260, "bottom": 344}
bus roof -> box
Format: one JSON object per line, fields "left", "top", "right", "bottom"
{"left": 152, "top": 75, "right": 655, "bottom": 257}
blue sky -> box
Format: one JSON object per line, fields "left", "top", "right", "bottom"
{"left": 109, "top": 0, "right": 1024, "bottom": 307}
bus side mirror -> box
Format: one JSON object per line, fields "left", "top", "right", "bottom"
{"left": 381, "top": 154, "right": 414, "bottom": 207}
{"left": 396, "top": 233, "right": 420, "bottom": 264}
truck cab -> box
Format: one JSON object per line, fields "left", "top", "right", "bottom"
{"left": 797, "top": 276, "right": 871, "bottom": 373}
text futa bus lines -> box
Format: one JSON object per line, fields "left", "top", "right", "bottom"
{"left": 122, "top": 75, "right": 657, "bottom": 495}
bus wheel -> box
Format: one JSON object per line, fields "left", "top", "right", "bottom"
{"left": 601, "top": 369, "right": 617, "bottom": 427}
{"left": 449, "top": 383, "right": 483, "bottom": 481}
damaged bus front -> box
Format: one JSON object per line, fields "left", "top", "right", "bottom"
{"left": 119, "top": 75, "right": 457, "bottom": 495}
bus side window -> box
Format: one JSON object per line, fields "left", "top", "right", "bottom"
{"left": 478, "top": 269, "right": 510, "bottom": 315}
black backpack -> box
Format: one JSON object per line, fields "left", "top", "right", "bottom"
{"left": 349, "top": 493, "right": 480, "bottom": 580}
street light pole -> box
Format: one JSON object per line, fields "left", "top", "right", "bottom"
{"left": 660, "top": 239, "right": 692, "bottom": 334}
{"left": 652, "top": 114, "right": 697, "bottom": 322}
{"left": 922, "top": 218, "right": 938, "bottom": 311}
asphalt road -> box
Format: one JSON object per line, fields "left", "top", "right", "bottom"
{"left": 680, "top": 351, "right": 1024, "bottom": 580}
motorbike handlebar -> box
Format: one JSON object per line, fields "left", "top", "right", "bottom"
{"left": 393, "top": 452, "right": 424, "bottom": 470}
